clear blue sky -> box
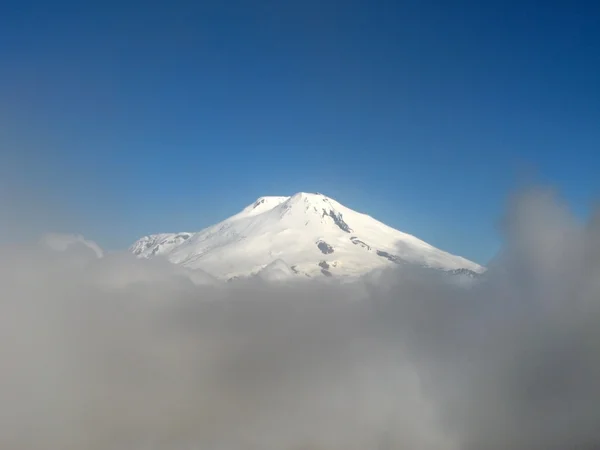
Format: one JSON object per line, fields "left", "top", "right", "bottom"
{"left": 1, "top": 1, "right": 599, "bottom": 264}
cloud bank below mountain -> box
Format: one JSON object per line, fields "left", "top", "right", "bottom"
{"left": 1, "top": 188, "right": 599, "bottom": 450}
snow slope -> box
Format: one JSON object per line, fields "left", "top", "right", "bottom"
{"left": 131, "top": 192, "right": 483, "bottom": 280}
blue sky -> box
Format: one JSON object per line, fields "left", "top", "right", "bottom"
{"left": 1, "top": 1, "right": 599, "bottom": 264}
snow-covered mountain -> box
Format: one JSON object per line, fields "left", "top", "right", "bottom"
{"left": 130, "top": 192, "right": 483, "bottom": 280}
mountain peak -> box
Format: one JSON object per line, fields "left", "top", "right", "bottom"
{"left": 131, "top": 193, "right": 483, "bottom": 279}
{"left": 287, "top": 191, "right": 332, "bottom": 203}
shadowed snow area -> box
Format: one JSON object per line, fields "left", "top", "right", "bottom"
{"left": 131, "top": 192, "right": 483, "bottom": 279}
{"left": 1, "top": 188, "right": 600, "bottom": 449}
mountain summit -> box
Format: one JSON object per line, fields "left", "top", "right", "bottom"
{"left": 130, "top": 192, "right": 483, "bottom": 279}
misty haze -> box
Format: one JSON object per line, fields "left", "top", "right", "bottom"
{"left": 2, "top": 1, "right": 599, "bottom": 450}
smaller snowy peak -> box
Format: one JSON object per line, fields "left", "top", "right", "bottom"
{"left": 41, "top": 233, "right": 104, "bottom": 258}
{"left": 130, "top": 232, "right": 192, "bottom": 258}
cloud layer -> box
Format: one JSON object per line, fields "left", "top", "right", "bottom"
{"left": 1, "top": 188, "right": 599, "bottom": 449}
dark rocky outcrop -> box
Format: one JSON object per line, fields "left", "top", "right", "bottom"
{"left": 350, "top": 236, "right": 371, "bottom": 250}
{"left": 376, "top": 250, "right": 403, "bottom": 264}
{"left": 316, "top": 240, "right": 334, "bottom": 254}
{"left": 322, "top": 209, "right": 352, "bottom": 233}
